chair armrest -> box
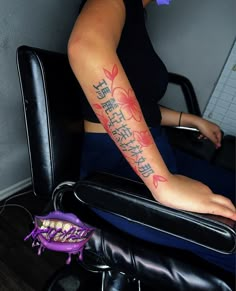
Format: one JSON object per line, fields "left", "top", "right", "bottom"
{"left": 168, "top": 73, "right": 201, "bottom": 116}
{"left": 74, "top": 172, "right": 236, "bottom": 254}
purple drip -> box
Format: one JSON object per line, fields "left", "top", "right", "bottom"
{"left": 38, "top": 244, "right": 44, "bottom": 256}
{"left": 78, "top": 249, "right": 83, "bottom": 261}
{"left": 66, "top": 253, "right": 72, "bottom": 265}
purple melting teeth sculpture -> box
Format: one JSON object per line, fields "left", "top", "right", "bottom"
{"left": 24, "top": 211, "right": 95, "bottom": 264}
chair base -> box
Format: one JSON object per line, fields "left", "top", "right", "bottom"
{"left": 43, "top": 263, "right": 142, "bottom": 291}
{"left": 43, "top": 263, "right": 102, "bottom": 291}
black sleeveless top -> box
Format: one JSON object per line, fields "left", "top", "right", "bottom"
{"left": 79, "top": 0, "right": 169, "bottom": 126}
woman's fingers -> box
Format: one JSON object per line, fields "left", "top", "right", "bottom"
{"left": 196, "top": 118, "right": 222, "bottom": 148}
{"left": 215, "top": 129, "right": 222, "bottom": 143}
{"left": 208, "top": 200, "right": 236, "bottom": 220}
{"left": 212, "top": 130, "right": 222, "bottom": 148}
{"left": 212, "top": 194, "right": 236, "bottom": 212}
{"left": 198, "top": 134, "right": 207, "bottom": 140}
{"left": 208, "top": 193, "right": 236, "bottom": 220}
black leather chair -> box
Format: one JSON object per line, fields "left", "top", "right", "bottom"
{"left": 17, "top": 45, "right": 236, "bottom": 291}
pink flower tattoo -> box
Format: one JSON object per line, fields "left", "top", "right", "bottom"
{"left": 92, "top": 103, "right": 111, "bottom": 134}
{"left": 153, "top": 175, "right": 167, "bottom": 188}
{"left": 133, "top": 130, "right": 153, "bottom": 147}
{"left": 115, "top": 88, "right": 142, "bottom": 121}
{"left": 104, "top": 64, "right": 118, "bottom": 82}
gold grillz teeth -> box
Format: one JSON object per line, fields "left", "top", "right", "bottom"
{"left": 38, "top": 220, "right": 86, "bottom": 243}
{"left": 43, "top": 220, "right": 50, "bottom": 227}
{"left": 56, "top": 221, "right": 63, "bottom": 229}
{"left": 63, "top": 223, "right": 72, "bottom": 231}
{"left": 54, "top": 233, "right": 61, "bottom": 241}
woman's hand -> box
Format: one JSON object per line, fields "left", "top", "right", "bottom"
{"left": 194, "top": 118, "right": 222, "bottom": 149}
{"left": 160, "top": 108, "right": 222, "bottom": 148}
{"left": 154, "top": 174, "right": 236, "bottom": 220}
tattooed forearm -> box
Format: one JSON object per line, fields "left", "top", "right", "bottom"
{"left": 92, "top": 64, "right": 167, "bottom": 188}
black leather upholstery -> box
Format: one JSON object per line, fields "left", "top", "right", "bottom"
{"left": 17, "top": 46, "right": 83, "bottom": 196}
{"left": 17, "top": 45, "right": 236, "bottom": 291}
{"left": 75, "top": 172, "right": 236, "bottom": 254}
{"left": 85, "top": 229, "right": 234, "bottom": 291}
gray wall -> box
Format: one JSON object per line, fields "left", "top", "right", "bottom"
{"left": 0, "top": 0, "right": 235, "bottom": 199}
{"left": 0, "top": 0, "right": 80, "bottom": 200}
{"left": 146, "top": 0, "right": 236, "bottom": 113}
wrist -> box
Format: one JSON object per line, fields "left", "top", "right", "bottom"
{"left": 180, "top": 113, "right": 200, "bottom": 129}
{"left": 149, "top": 171, "right": 173, "bottom": 200}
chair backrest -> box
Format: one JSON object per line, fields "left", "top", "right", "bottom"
{"left": 17, "top": 46, "right": 83, "bottom": 198}
{"left": 168, "top": 73, "right": 201, "bottom": 116}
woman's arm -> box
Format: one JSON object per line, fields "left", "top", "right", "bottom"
{"left": 160, "top": 106, "right": 222, "bottom": 148}
{"left": 68, "top": 0, "right": 170, "bottom": 194}
{"left": 68, "top": 0, "right": 236, "bottom": 220}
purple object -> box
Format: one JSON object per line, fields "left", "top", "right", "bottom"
{"left": 25, "top": 211, "right": 95, "bottom": 264}
{"left": 156, "top": 0, "right": 171, "bottom": 5}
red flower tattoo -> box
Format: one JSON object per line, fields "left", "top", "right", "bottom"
{"left": 153, "top": 175, "right": 167, "bottom": 188}
{"left": 133, "top": 130, "right": 153, "bottom": 147}
{"left": 103, "top": 65, "right": 118, "bottom": 82}
{"left": 114, "top": 88, "right": 142, "bottom": 121}
{"left": 92, "top": 103, "right": 111, "bottom": 134}
{"left": 93, "top": 104, "right": 103, "bottom": 111}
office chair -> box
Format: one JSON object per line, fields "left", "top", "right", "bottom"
{"left": 17, "top": 45, "right": 235, "bottom": 291}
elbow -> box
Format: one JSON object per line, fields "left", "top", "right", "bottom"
{"left": 67, "top": 35, "right": 108, "bottom": 81}
{"left": 67, "top": 35, "right": 103, "bottom": 71}
{"left": 67, "top": 36, "right": 86, "bottom": 66}
{"left": 68, "top": 33, "right": 117, "bottom": 78}
{"left": 67, "top": 37, "right": 93, "bottom": 84}
{"left": 67, "top": 37, "right": 76, "bottom": 61}
{"left": 68, "top": 32, "right": 116, "bottom": 64}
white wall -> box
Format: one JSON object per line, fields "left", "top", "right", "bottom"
{"left": 0, "top": 0, "right": 81, "bottom": 200}
{"left": 146, "top": 0, "right": 236, "bottom": 114}
{"left": 203, "top": 41, "right": 236, "bottom": 136}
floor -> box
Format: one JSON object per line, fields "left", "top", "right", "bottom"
{"left": 0, "top": 187, "right": 68, "bottom": 291}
